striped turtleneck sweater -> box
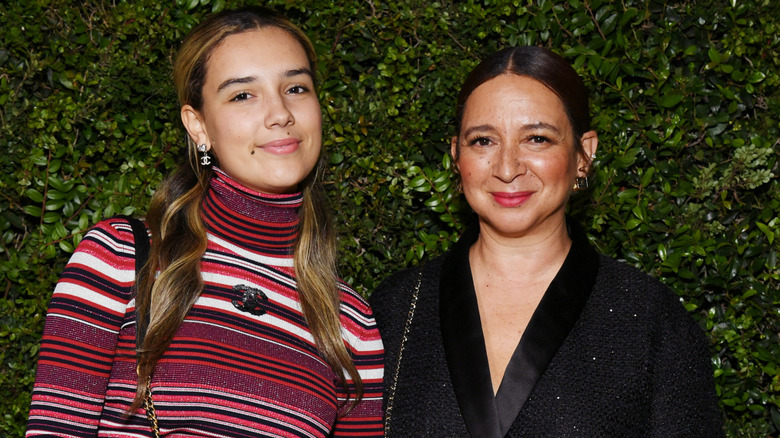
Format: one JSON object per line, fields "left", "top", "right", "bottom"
{"left": 26, "top": 168, "right": 384, "bottom": 437}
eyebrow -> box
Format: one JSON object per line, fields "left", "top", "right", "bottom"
{"left": 216, "top": 68, "right": 314, "bottom": 93}
{"left": 462, "top": 124, "right": 495, "bottom": 139}
{"left": 216, "top": 76, "right": 256, "bottom": 93}
{"left": 462, "top": 122, "right": 562, "bottom": 138}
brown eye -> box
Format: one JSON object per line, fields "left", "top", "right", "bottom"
{"left": 468, "top": 137, "right": 492, "bottom": 146}
{"left": 230, "top": 92, "right": 251, "bottom": 102}
{"left": 287, "top": 85, "right": 309, "bottom": 94}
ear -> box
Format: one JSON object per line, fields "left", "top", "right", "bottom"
{"left": 181, "top": 105, "right": 209, "bottom": 148}
{"left": 450, "top": 136, "right": 459, "bottom": 170}
{"left": 578, "top": 130, "right": 599, "bottom": 174}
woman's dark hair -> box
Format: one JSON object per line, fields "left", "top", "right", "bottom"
{"left": 454, "top": 46, "right": 591, "bottom": 157}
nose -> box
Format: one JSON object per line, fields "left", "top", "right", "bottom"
{"left": 264, "top": 95, "right": 295, "bottom": 129}
{"left": 493, "top": 145, "right": 527, "bottom": 183}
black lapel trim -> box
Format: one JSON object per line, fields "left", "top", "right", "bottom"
{"left": 440, "top": 223, "right": 502, "bottom": 437}
{"left": 494, "top": 218, "right": 599, "bottom": 434}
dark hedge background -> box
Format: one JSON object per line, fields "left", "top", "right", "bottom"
{"left": 1, "top": 0, "right": 778, "bottom": 435}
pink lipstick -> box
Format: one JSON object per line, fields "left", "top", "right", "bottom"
{"left": 257, "top": 138, "right": 300, "bottom": 154}
{"left": 491, "top": 191, "right": 533, "bottom": 207}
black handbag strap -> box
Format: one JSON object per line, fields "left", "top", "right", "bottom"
{"left": 122, "top": 216, "right": 161, "bottom": 435}
{"left": 122, "top": 216, "right": 151, "bottom": 347}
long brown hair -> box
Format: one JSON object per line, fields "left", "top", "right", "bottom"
{"left": 130, "top": 6, "right": 362, "bottom": 412}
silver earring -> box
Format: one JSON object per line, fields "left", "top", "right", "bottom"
{"left": 197, "top": 144, "right": 211, "bottom": 166}
{"left": 573, "top": 176, "right": 589, "bottom": 190}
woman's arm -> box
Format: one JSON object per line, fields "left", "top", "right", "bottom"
{"left": 26, "top": 219, "right": 138, "bottom": 437}
{"left": 650, "top": 288, "right": 725, "bottom": 437}
{"left": 330, "top": 286, "right": 385, "bottom": 437}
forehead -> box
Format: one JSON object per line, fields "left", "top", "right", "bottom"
{"left": 462, "top": 74, "right": 568, "bottom": 124}
{"left": 204, "top": 27, "right": 309, "bottom": 84}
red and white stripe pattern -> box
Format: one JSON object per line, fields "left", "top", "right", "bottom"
{"left": 27, "top": 170, "right": 384, "bottom": 437}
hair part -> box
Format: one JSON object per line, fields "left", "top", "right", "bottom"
{"left": 129, "top": 6, "right": 362, "bottom": 414}
{"left": 453, "top": 46, "right": 592, "bottom": 163}
{"left": 173, "top": 6, "right": 317, "bottom": 112}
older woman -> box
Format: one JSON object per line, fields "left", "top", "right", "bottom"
{"left": 370, "top": 46, "right": 722, "bottom": 437}
{"left": 26, "top": 7, "right": 383, "bottom": 437}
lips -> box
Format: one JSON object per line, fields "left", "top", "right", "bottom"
{"left": 257, "top": 138, "right": 300, "bottom": 155}
{"left": 491, "top": 191, "right": 533, "bottom": 207}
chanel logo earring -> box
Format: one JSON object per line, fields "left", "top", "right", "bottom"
{"left": 197, "top": 144, "right": 212, "bottom": 166}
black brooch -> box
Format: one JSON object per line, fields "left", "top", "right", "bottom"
{"left": 232, "top": 284, "right": 269, "bottom": 316}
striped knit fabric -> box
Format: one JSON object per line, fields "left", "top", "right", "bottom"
{"left": 26, "top": 168, "right": 384, "bottom": 437}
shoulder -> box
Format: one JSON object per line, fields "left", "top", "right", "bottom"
{"left": 337, "top": 280, "right": 373, "bottom": 319}
{"left": 596, "top": 256, "right": 682, "bottom": 304}
{"left": 72, "top": 216, "right": 146, "bottom": 258}
{"left": 592, "top": 255, "right": 703, "bottom": 334}
{"left": 369, "top": 255, "right": 445, "bottom": 309}
{"left": 61, "top": 217, "right": 152, "bottom": 279}
{"left": 367, "top": 255, "right": 445, "bottom": 346}
{"left": 53, "top": 218, "right": 143, "bottom": 303}
{"left": 90, "top": 216, "right": 136, "bottom": 236}
{"left": 336, "top": 281, "right": 384, "bottom": 353}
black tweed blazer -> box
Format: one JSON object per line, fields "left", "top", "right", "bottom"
{"left": 370, "top": 219, "right": 723, "bottom": 437}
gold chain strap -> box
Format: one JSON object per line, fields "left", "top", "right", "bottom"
{"left": 142, "top": 378, "right": 161, "bottom": 438}
{"left": 384, "top": 269, "right": 423, "bottom": 437}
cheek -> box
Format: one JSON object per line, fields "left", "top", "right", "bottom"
{"left": 310, "top": 111, "right": 323, "bottom": 137}
{"left": 295, "top": 99, "right": 322, "bottom": 124}
{"left": 207, "top": 113, "right": 241, "bottom": 139}
{"left": 457, "top": 153, "right": 490, "bottom": 180}
{"left": 457, "top": 162, "right": 476, "bottom": 187}
{"left": 531, "top": 154, "right": 577, "bottom": 184}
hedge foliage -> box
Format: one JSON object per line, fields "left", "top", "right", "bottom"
{"left": 1, "top": 0, "right": 778, "bottom": 435}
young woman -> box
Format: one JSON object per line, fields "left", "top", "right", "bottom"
{"left": 370, "top": 46, "right": 722, "bottom": 437}
{"left": 26, "top": 7, "right": 383, "bottom": 437}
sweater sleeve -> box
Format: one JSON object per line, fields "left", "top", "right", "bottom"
{"left": 649, "top": 288, "right": 725, "bottom": 437}
{"left": 26, "top": 218, "right": 138, "bottom": 437}
{"left": 330, "top": 285, "right": 385, "bottom": 437}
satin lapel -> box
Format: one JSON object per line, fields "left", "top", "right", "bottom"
{"left": 494, "top": 219, "right": 600, "bottom": 435}
{"left": 439, "top": 225, "right": 502, "bottom": 437}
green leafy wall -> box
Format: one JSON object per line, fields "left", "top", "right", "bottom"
{"left": 1, "top": 0, "right": 778, "bottom": 435}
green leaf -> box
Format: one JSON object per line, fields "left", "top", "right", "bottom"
{"left": 43, "top": 212, "right": 60, "bottom": 223}
{"left": 211, "top": 0, "right": 226, "bottom": 12}
{"left": 658, "top": 243, "right": 667, "bottom": 261}
{"left": 708, "top": 47, "right": 721, "bottom": 63}
{"left": 626, "top": 218, "right": 642, "bottom": 230}
{"left": 659, "top": 94, "right": 684, "bottom": 108}
{"left": 747, "top": 71, "right": 766, "bottom": 83}
{"left": 59, "top": 240, "right": 74, "bottom": 253}
{"left": 25, "top": 189, "right": 44, "bottom": 203}
{"left": 409, "top": 175, "right": 427, "bottom": 188}
{"left": 640, "top": 168, "right": 655, "bottom": 187}
{"left": 22, "top": 205, "right": 42, "bottom": 217}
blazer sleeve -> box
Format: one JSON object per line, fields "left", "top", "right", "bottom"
{"left": 649, "top": 288, "right": 725, "bottom": 437}
{"left": 26, "top": 218, "right": 138, "bottom": 437}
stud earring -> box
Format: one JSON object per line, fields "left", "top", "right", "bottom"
{"left": 197, "top": 144, "right": 211, "bottom": 166}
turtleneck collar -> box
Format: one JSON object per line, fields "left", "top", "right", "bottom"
{"left": 202, "top": 167, "right": 302, "bottom": 255}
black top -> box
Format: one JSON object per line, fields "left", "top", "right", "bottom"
{"left": 370, "top": 218, "right": 723, "bottom": 437}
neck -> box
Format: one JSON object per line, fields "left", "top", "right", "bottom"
{"left": 470, "top": 218, "right": 572, "bottom": 280}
